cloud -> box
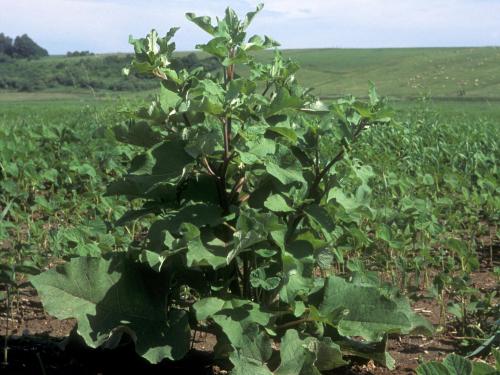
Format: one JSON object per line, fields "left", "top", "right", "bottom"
{"left": 0, "top": 0, "right": 499, "bottom": 54}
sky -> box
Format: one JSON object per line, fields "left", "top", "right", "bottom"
{"left": 1, "top": 0, "right": 499, "bottom": 54}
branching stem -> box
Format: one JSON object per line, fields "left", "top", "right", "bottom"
{"left": 276, "top": 317, "right": 312, "bottom": 331}
{"left": 286, "top": 119, "right": 368, "bottom": 242}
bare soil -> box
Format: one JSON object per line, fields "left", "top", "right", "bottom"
{"left": 1, "top": 251, "right": 498, "bottom": 375}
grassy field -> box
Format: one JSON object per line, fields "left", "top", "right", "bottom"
{"left": 2, "top": 47, "right": 500, "bottom": 124}
{"left": 1, "top": 47, "right": 499, "bottom": 100}
{"left": 278, "top": 47, "right": 500, "bottom": 98}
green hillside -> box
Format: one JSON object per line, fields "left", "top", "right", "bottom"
{"left": 276, "top": 47, "right": 500, "bottom": 99}
{"left": 0, "top": 52, "right": 218, "bottom": 93}
{"left": 0, "top": 47, "right": 499, "bottom": 99}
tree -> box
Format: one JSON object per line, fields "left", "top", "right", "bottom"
{"left": 0, "top": 33, "right": 13, "bottom": 56}
{"left": 12, "top": 34, "right": 48, "bottom": 58}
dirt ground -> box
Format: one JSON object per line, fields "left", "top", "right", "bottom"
{"left": 1, "top": 254, "right": 498, "bottom": 375}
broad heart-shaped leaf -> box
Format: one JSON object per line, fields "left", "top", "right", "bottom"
{"left": 386, "top": 290, "right": 434, "bottom": 336}
{"left": 129, "top": 140, "right": 193, "bottom": 176}
{"left": 229, "top": 323, "right": 274, "bottom": 375}
{"left": 334, "top": 335, "right": 396, "bottom": 370}
{"left": 229, "top": 329, "right": 346, "bottom": 375}
{"left": 113, "top": 120, "right": 162, "bottom": 148}
{"left": 149, "top": 202, "right": 223, "bottom": 241}
{"left": 182, "top": 223, "right": 229, "bottom": 269}
{"left": 126, "top": 28, "right": 178, "bottom": 75}
{"left": 106, "top": 139, "right": 193, "bottom": 199}
{"left": 188, "top": 79, "right": 225, "bottom": 115}
{"left": 279, "top": 249, "right": 314, "bottom": 304}
{"left": 275, "top": 329, "right": 320, "bottom": 375}
{"left": 313, "top": 336, "right": 349, "bottom": 371}
{"left": 275, "top": 330, "right": 346, "bottom": 374}
{"left": 230, "top": 351, "right": 274, "bottom": 375}
{"left": 353, "top": 275, "right": 434, "bottom": 337}
{"left": 106, "top": 175, "right": 177, "bottom": 200}
{"left": 317, "top": 276, "right": 432, "bottom": 342}
{"left": 194, "top": 297, "right": 272, "bottom": 351}
{"left": 30, "top": 255, "right": 191, "bottom": 364}
{"left": 159, "top": 85, "right": 181, "bottom": 113}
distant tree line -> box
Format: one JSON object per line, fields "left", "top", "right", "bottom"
{"left": 66, "top": 51, "right": 95, "bottom": 57}
{"left": 0, "top": 52, "right": 221, "bottom": 92}
{"left": 0, "top": 33, "right": 48, "bottom": 59}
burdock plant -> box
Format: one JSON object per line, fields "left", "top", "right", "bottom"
{"left": 31, "top": 4, "right": 432, "bottom": 373}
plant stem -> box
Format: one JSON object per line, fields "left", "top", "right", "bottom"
{"left": 276, "top": 317, "right": 312, "bottom": 331}
{"left": 36, "top": 353, "right": 47, "bottom": 375}
{"left": 242, "top": 256, "right": 250, "bottom": 299}
{"left": 2, "top": 287, "right": 10, "bottom": 366}
{"left": 182, "top": 113, "right": 192, "bottom": 127}
{"left": 202, "top": 157, "right": 216, "bottom": 177}
{"left": 310, "top": 120, "right": 367, "bottom": 202}
{"left": 286, "top": 119, "right": 371, "bottom": 243}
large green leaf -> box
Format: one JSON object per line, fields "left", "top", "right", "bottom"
{"left": 113, "top": 120, "right": 162, "bottom": 148}
{"left": 30, "top": 255, "right": 191, "bottom": 363}
{"left": 275, "top": 330, "right": 319, "bottom": 375}
{"left": 267, "top": 126, "right": 298, "bottom": 144}
{"left": 264, "top": 194, "right": 294, "bottom": 212}
{"left": 229, "top": 329, "right": 346, "bottom": 375}
{"left": 229, "top": 324, "right": 274, "bottom": 375}
{"left": 194, "top": 297, "right": 272, "bottom": 350}
{"left": 159, "top": 85, "right": 181, "bottom": 112}
{"left": 182, "top": 223, "right": 228, "bottom": 269}
{"left": 106, "top": 139, "right": 193, "bottom": 199}
{"left": 279, "top": 250, "right": 314, "bottom": 304}
{"left": 266, "top": 162, "right": 305, "bottom": 186}
{"left": 189, "top": 79, "right": 225, "bottom": 115}
{"left": 266, "top": 89, "right": 302, "bottom": 116}
{"left": 303, "top": 204, "right": 335, "bottom": 241}
{"left": 130, "top": 140, "right": 193, "bottom": 176}
{"left": 150, "top": 202, "right": 223, "bottom": 237}
{"left": 318, "top": 276, "right": 432, "bottom": 341}
{"left": 275, "top": 330, "right": 346, "bottom": 374}
{"left": 106, "top": 175, "right": 177, "bottom": 200}
{"left": 230, "top": 351, "right": 274, "bottom": 375}
{"left": 335, "top": 335, "right": 395, "bottom": 370}
{"left": 314, "top": 336, "right": 348, "bottom": 371}
{"left": 242, "top": 3, "right": 264, "bottom": 29}
{"left": 186, "top": 13, "right": 216, "bottom": 35}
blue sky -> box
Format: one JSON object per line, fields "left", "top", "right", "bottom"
{"left": 1, "top": 0, "right": 499, "bottom": 54}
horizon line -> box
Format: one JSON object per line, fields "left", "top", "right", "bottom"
{"left": 49, "top": 45, "right": 500, "bottom": 56}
